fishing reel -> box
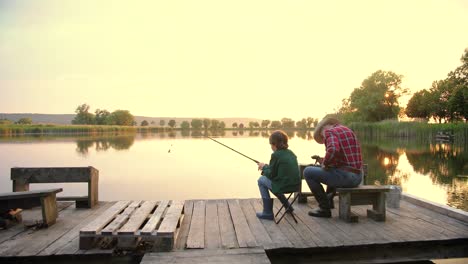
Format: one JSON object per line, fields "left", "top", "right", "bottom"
{"left": 311, "top": 155, "right": 322, "bottom": 166}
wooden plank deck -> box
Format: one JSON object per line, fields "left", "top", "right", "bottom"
{"left": 0, "top": 197, "right": 467, "bottom": 263}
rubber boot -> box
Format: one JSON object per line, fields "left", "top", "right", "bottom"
{"left": 276, "top": 194, "right": 294, "bottom": 213}
{"left": 256, "top": 198, "right": 274, "bottom": 220}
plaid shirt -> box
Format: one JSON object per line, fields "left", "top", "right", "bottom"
{"left": 323, "top": 124, "right": 362, "bottom": 171}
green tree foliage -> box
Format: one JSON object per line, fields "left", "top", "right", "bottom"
{"left": 191, "top": 119, "right": 203, "bottom": 129}
{"left": 203, "top": 118, "right": 211, "bottom": 129}
{"left": 108, "top": 110, "right": 134, "bottom": 126}
{"left": 281, "top": 118, "right": 295, "bottom": 128}
{"left": 296, "top": 118, "right": 307, "bottom": 129}
{"left": 168, "top": 120, "right": 176, "bottom": 128}
{"left": 95, "top": 109, "right": 111, "bottom": 125}
{"left": 0, "top": 119, "right": 12, "bottom": 125}
{"left": 448, "top": 86, "right": 467, "bottom": 121}
{"left": 343, "top": 70, "right": 408, "bottom": 122}
{"left": 405, "top": 90, "right": 432, "bottom": 120}
{"left": 261, "top": 120, "right": 270, "bottom": 128}
{"left": 270, "top": 120, "right": 281, "bottom": 129}
{"left": 219, "top": 121, "right": 226, "bottom": 129}
{"left": 72, "top": 104, "right": 95, "bottom": 124}
{"left": 180, "top": 121, "right": 190, "bottom": 129}
{"left": 159, "top": 120, "right": 165, "bottom": 127}
{"left": 210, "top": 119, "right": 220, "bottom": 129}
{"left": 141, "top": 120, "right": 149, "bottom": 126}
{"left": 15, "top": 117, "right": 32, "bottom": 124}
{"left": 232, "top": 122, "right": 238, "bottom": 128}
{"left": 306, "top": 117, "right": 315, "bottom": 128}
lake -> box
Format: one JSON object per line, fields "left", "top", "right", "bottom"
{"left": 0, "top": 130, "right": 466, "bottom": 211}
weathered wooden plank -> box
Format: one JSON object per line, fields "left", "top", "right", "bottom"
{"left": 175, "top": 200, "right": 194, "bottom": 250}
{"left": 250, "top": 199, "right": 293, "bottom": 249}
{"left": 11, "top": 167, "right": 97, "bottom": 183}
{"left": 272, "top": 199, "right": 318, "bottom": 248}
{"left": 141, "top": 248, "right": 271, "bottom": 264}
{"left": 80, "top": 200, "right": 131, "bottom": 234}
{"left": 217, "top": 200, "right": 239, "bottom": 249}
{"left": 101, "top": 201, "right": 142, "bottom": 235}
{"left": 157, "top": 200, "right": 184, "bottom": 237}
{"left": 293, "top": 202, "right": 342, "bottom": 247}
{"left": 186, "top": 200, "right": 205, "bottom": 249}
{"left": 141, "top": 200, "right": 170, "bottom": 235}
{"left": 38, "top": 202, "right": 114, "bottom": 256}
{"left": 269, "top": 200, "right": 308, "bottom": 249}
{"left": 227, "top": 199, "right": 257, "bottom": 248}
{"left": 0, "top": 203, "right": 84, "bottom": 256}
{"left": 118, "top": 201, "right": 157, "bottom": 235}
{"left": 205, "top": 200, "right": 221, "bottom": 249}
{"left": 239, "top": 199, "right": 272, "bottom": 247}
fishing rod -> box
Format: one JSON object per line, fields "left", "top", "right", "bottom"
{"left": 205, "top": 136, "right": 259, "bottom": 164}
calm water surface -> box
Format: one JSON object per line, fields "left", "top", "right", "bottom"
{"left": 0, "top": 131, "right": 466, "bottom": 211}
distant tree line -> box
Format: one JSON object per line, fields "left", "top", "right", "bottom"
{"left": 336, "top": 47, "right": 467, "bottom": 124}
{"left": 72, "top": 104, "right": 135, "bottom": 126}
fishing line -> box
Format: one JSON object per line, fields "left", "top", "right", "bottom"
{"left": 205, "top": 136, "right": 259, "bottom": 164}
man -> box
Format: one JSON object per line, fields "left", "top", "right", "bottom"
{"left": 304, "top": 116, "right": 363, "bottom": 218}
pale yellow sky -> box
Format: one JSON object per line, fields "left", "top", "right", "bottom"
{"left": 1, "top": 0, "right": 467, "bottom": 121}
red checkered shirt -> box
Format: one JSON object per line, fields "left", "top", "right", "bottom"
{"left": 323, "top": 124, "right": 362, "bottom": 171}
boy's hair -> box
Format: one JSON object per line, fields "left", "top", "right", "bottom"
{"left": 269, "top": 130, "right": 289, "bottom": 150}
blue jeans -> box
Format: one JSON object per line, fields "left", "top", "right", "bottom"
{"left": 303, "top": 166, "right": 362, "bottom": 210}
{"left": 257, "top": 176, "right": 287, "bottom": 201}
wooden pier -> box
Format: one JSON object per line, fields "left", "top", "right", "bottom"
{"left": 0, "top": 196, "right": 467, "bottom": 263}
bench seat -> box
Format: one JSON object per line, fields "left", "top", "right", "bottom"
{"left": 0, "top": 188, "right": 63, "bottom": 227}
{"left": 337, "top": 185, "right": 390, "bottom": 222}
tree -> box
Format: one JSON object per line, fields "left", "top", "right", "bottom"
{"left": 232, "top": 122, "right": 238, "bottom": 128}
{"left": 405, "top": 90, "right": 432, "bottom": 120}
{"left": 346, "top": 70, "right": 408, "bottom": 122}
{"left": 0, "top": 119, "right": 12, "bottom": 125}
{"left": 281, "top": 118, "right": 295, "bottom": 128}
{"left": 261, "top": 120, "right": 270, "bottom": 128}
{"left": 108, "top": 110, "right": 134, "bottom": 126}
{"left": 219, "top": 121, "right": 226, "bottom": 129}
{"left": 270, "top": 120, "right": 282, "bottom": 129}
{"left": 448, "top": 86, "right": 467, "bottom": 121}
{"left": 191, "top": 119, "right": 203, "bottom": 129}
{"left": 180, "top": 121, "right": 190, "bottom": 129}
{"left": 211, "top": 119, "right": 220, "bottom": 130}
{"left": 141, "top": 120, "right": 149, "bottom": 126}
{"left": 72, "top": 104, "right": 95, "bottom": 124}
{"left": 168, "top": 119, "right": 176, "bottom": 128}
{"left": 428, "top": 80, "right": 453, "bottom": 123}
{"left": 306, "top": 117, "right": 315, "bottom": 128}
{"left": 15, "top": 117, "right": 32, "bottom": 124}
{"left": 159, "top": 120, "right": 165, "bottom": 127}
{"left": 203, "top": 119, "right": 211, "bottom": 129}
{"left": 296, "top": 118, "right": 307, "bottom": 129}
{"left": 95, "top": 109, "right": 111, "bottom": 125}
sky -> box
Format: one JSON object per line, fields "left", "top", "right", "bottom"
{"left": 0, "top": 0, "right": 467, "bottom": 121}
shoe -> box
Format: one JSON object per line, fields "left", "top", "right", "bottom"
{"left": 308, "top": 208, "right": 331, "bottom": 218}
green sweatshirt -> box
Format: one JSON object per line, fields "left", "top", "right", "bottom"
{"left": 261, "top": 149, "right": 301, "bottom": 194}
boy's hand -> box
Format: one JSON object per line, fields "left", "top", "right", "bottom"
{"left": 257, "top": 162, "right": 266, "bottom": 171}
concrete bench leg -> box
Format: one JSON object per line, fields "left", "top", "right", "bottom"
{"left": 339, "top": 193, "right": 358, "bottom": 222}
{"left": 367, "top": 192, "right": 386, "bottom": 221}
{"left": 40, "top": 193, "right": 58, "bottom": 227}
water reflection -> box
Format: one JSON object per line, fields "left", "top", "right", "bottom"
{"left": 0, "top": 130, "right": 466, "bottom": 211}
{"left": 75, "top": 135, "right": 135, "bottom": 155}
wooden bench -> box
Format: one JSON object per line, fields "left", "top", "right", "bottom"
{"left": 11, "top": 167, "right": 99, "bottom": 208}
{"left": 0, "top": 188, "right": 62, "bottom": 227}
{"left": 337, "top": 185, "right": 390, "bottom": 222}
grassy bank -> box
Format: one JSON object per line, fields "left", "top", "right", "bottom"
{"left": 0, "top": 124, "right": 142, "bottom": 136}
{"left": 349, "top": 121, "right": 468, "bottom": 144}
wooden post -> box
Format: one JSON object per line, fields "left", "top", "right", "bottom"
{"left": 40, "top": 192, "right": 58, "bottom": 227}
